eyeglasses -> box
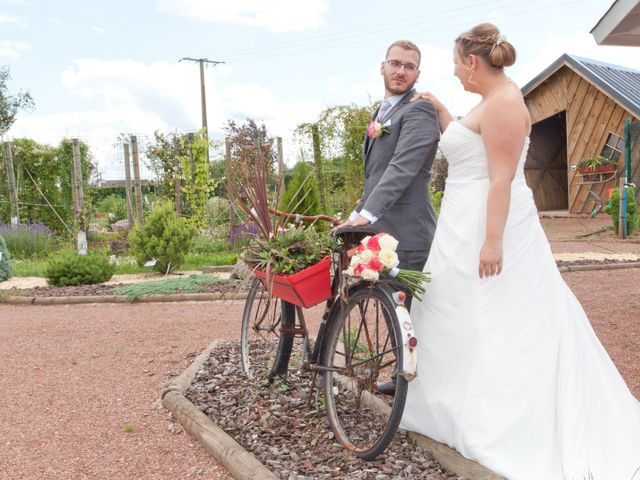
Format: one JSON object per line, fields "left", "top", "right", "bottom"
{"left": 385, "top": 59, "right": 419, "bottom": 72}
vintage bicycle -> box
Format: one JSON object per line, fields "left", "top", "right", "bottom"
{"left": 239, "top": 211, "right": 419, "bottom": 460}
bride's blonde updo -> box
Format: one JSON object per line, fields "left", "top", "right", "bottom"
{"left": 455, "top": 23, "right": 516, "bottom": 69}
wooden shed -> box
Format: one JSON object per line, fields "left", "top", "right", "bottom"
{"left": 521, "top": 54, "right": 640, "bottom": 213}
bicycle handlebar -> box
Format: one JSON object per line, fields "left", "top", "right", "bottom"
{"left": 268, "top": 208, "right": 341, "bottom": 226}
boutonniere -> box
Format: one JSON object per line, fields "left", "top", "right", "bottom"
{"left": 367, "top": 119, "right": 391, "bottom": 139}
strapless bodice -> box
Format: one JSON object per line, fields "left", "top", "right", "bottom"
{"left": 439, "top": 121, "right": 530, "bottom": 185}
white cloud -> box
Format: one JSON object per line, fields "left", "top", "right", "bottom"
{"left": 90, "top": 26, "right": 108, "bottom": 36}
{"left": 11, "top": 57, "right": 326, "bottom": 178}
{"left": 515, "top": 32, "right": 640, "bottom": 87}
{"left": 0, "top": 14, "right": 19, "bottom": 23}
{"left": 0, "top": 40, "right": 29, "bottom": 58}
{"left": 156, "top": 0, "right": 328, "bottom": 32}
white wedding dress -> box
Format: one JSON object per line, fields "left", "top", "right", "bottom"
{"left": 401, "top": 121, "right": 640, "bottom": 480}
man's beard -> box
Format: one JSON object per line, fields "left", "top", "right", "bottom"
{"left": 384, "top": 74, "right": 415, "bottom": 95}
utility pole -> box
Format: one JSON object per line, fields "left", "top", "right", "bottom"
{"left": 178, "top": 57, "right": 225, "bottom": 162}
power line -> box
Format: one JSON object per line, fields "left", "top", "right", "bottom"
{"left": 216, "top": 0, "right": 583, "bottom": 63}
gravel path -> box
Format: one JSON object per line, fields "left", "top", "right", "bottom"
{"left": 1, "top": 267, "right": 639, "bottom": 479}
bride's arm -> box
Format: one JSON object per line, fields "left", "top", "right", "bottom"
{"left": 411, "top": 92, "right": 453, "bottom": 132}
{"left": 479, "top": 96, "right": 528, "bottom": 278}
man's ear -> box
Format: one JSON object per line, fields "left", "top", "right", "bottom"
{"left": 380, "top": 62, "right": 386, "bottom": 75}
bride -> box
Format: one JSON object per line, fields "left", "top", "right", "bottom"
{"left": 400, "top": 23, "right": 640, "bottom": 480}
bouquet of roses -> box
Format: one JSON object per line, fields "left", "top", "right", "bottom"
{"left": 344, "top": 232, "right": 430, "bottom": 300}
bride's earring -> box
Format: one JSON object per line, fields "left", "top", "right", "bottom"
{"left": 468, "top": 68, "right": 478, "bottom": 86}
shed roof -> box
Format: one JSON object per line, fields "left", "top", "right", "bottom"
{"left": 521, "top": 53, "right": 640, "bottom": 119}
{"left": 591, "top": 0, "right": 640, "bottom": 46}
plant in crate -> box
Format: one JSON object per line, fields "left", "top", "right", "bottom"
{"left": 229, "top": 142, "right": 334, "bottom": 307}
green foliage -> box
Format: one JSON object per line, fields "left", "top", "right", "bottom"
{"left": 0, "top": 137, "right": 93, "bottom": 234}
{"left": 0, "top": 235, "right": 14, "bottom": 281}
{"left": 430, "top": 190, "right": 444, "bottom": 217}
{"left": 45, "top": 253, "right": 114, "bottom": 286}
{"left": 180, "top": 129, "right": 214, "bottom": 227}
{"left": 0, "top": 66, "right": 35, "bottom": 136}
{"left": 112, "top": 274, "right": 222, "bottom": 301}
{"left": 604, "top": 187, "right": 639, "bottom": 235}
{"left": 94, "top": 194, "right": 127, "bottom": 222}
{"left": 129, "top": 202, "right": 197, "bottom": 274}
{"left": 279, "top": 162, "right": 321, "bottom": 218}
{"left": 296, "top": 104, "right": 372, "bottom": 215}
{"left": 190, "top": 234, "right": 234, "bottom": 255}
{"left": 243, "top": 226, "right": 332, "bottom": 275}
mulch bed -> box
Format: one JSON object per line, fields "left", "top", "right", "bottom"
{"left": 185, "top": 341, "right": 460, "bottom": 480}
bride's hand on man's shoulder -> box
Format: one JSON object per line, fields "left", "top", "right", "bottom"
{"left": 411, "top": 92, "right": 443, "bottom": 111}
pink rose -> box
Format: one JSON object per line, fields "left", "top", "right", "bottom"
{"left": 356, "top": 244, "right": 365, "bottom": 253}
{"left": 353, "top": 263, "right": 365, "bottom": 277}
{"left": 367, "top": 235, "right": 381, "bottom": 252}
{"left": 367, "top": 120, "right": 383, "bottom": 139}
{"left": 367, "top": 258, "right": 383, "bottom": 272}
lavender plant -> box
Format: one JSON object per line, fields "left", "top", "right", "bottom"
{"left": 0, "top": 222, "right": 56, "bottom": 259}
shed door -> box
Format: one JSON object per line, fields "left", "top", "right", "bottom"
{"left": 525, "top": 111, "right": 568, "bottom": 211}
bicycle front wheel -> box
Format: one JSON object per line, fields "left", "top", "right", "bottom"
{"left": 323, "top": 285, "right": 408, "bottom": 460}
{"left": 240, "top": 278, "right": 295, "bottom": 383}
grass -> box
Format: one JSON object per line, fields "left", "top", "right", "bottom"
{"left": 111, "top": 274, "right": 223, "bottom": 301}
{"left": 12, "top": 252, "right": 238, "bottom": 277}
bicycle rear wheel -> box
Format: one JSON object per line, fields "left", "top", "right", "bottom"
{"left": 240, "top": 277, "right": 295, "bottom": 383}
{"left": 323, "top": 285, "right": 408, "bottom": 460}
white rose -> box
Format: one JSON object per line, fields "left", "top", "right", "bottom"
{"left": 361, "top": 236, "right": 371, "bottom": 247}
{"left": 350, "top": 255, "right": 362, "bottom": 267}
{"left": 359, "top": 249, "right": 373, "bottom": 262}
{"left": 344, "top": 266, "right": 355, "bottom": 276}
{"left": 378, "top": 249, "right": 399, "bottom": 268}
{"left": 360, "top": 268, "right": 379, "bottom": 281}
{"left": 378, "top": 234, "right": 399, "bottom": 251}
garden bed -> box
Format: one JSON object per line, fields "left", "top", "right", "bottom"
{"left": 186, "top": 341, "right": 459, "bottom": 480}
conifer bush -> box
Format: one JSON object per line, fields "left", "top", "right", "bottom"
{"left": 45, "top": 253, "right": 114, "bottom": 286}
{"left": 0, "top": 235, "right": 14, "bottom": 282}
{"left": 129, "top": 202, "right": 197, "bottom": 274}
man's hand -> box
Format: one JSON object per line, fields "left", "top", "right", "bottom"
{"left": 350, "top": 215, "right": 371, "bottom": 227}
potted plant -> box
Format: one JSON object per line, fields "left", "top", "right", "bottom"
{"left": 229, "top": 144, "right": 335, "bottom": 308}
{"left": 576, "top": 155, "right": 618, "bottom": 174}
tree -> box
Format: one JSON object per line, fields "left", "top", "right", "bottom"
{"left": 0, "top": 66, "right": 35, "bottom": 137}
{"left": 224, "top": 119, "right": 276, "bottom": 187}
{"left": 279, "top": 161, "right": 321, "bottom": 219}
{"left": 295, "top": 104, "right": 373, "bottom": 216}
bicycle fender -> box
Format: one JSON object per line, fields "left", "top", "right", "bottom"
{"left": 392, "top": 292, "right": 418, "bottom": 381}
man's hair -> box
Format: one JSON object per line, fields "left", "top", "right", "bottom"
{"left": 385, "top": 40, "right": 421, "bottom": 65}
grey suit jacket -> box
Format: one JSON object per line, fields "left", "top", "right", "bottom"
{"left": 356, "top": 89, "right": 439, "bottom": 251}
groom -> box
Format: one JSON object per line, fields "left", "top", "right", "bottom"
{"left": 340, "top": 40, "right": 439, "bottom": 395}
{"left": 342, "top": 40, "right": 439, "bottom": 282}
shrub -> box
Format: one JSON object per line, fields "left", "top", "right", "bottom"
{"left": 0, "top": 222, "right": 56, "bottom": 259}
{"left": 604, "top": 187, "right": 639, "bottom": 235}
{"left": 279, "top": 162, "right": 321, "bottom": 218}
{"left": 0, "top": 235, "right": 14, "bottom": 282}
{"left": 95, "top": 194, "right": 127, "bottom": 222}
{"left": 129, "top": 202, "right": 197, "bottom": 274}
{"left": 45, "top": 253, "right": 114, "bottom": 286}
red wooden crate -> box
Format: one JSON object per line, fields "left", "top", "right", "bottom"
{"left": 254, "top": 256, "right": 332, "bottom": 308}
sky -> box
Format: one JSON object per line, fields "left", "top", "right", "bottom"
{"left": 2, "top": 0, "right": 640, "bottom": 181}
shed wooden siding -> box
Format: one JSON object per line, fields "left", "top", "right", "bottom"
{"left": 524, "top": 65, "right": 637, "bottom": 213}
